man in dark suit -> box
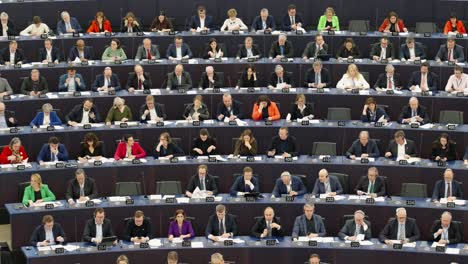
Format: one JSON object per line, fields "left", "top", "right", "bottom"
{"left": 397, "top": 97, "right": 431, "bottom": 124}
{"left": 464, "top": 146, "right": 468, "bottom": 165}
{"left": 65, "top": 99, "right": 100, "bottom": 126}
{"left": 126, "top": 64, "right": 152, "bottom": 92}
{"left": 68, "top": 39, "right": 92, "bottom": 62}
{"left": 188, "top": 6, "right": 214, "bottom": 31}
{"left": 1, "top": 40, "right": 25, "bottom": 64}
{"left": 185, "top": 165, "right": 218, "bottom": 197}
{"left": 56, "top": 11, "right": 83, "bottom": 34}
{"left": 355, "top": 167, "right": 386, "bottom": 197}
{"left": 304, "top": 60, "right": 331, "bottom": 88}
{"left": 236, "top": 37, "right": 262, "bottom": 59}
{"left": 407, "top": 62, "right": 439, "bottom": 92}
{"left": 272, "top": 171, "right": 307, "bottom": 197}
{"left": 268, "top": 65, "right": 293, "bottom": 89}
{"left": 267, "top": 127, "right": 297, "bottom": 157}
{"left": 282, "top": 4, "right": 303, "bottom": 31}
{"left": 435, "top": 37, "right": 465, "bottom": 62}
{"left": 39, "top": 38, "right": 61, "bottom": 63}
{"left": 30, "top": 215, "right": 66, "bottom": 246}
{"left": 345, "top": 131, "right": 380, "bottom": 159}
{"left": 166, "top": 36, "right": 193, "bottom": 60}
{"left": 379, "top": 207, "right": 421, "bottom": 244}
{"left": 399, "top": 37, "right": 426, "bottom": 61}
{"left": 66, "top": 168, "right": 98, "bottom": 204}
{"left": 198, "top": 66, "right": 224, "bottom": 89}
{"left": 302, "top": 34, "right": 328, "bottom": 59}
{"left": 312, "top": 169, "right": 343, "bottom": 196}
{"left": 0, "top": 13, "right": 18, "bottom": 36}
{"left": 229, "top": 166, "right": 259, "bottom": 196}
{"left": 135, "top": 38, "right": 160, "bottom": 60}
{"left": 92, "top": 67, "right": 121, "bottom": 92}
{"left": 37, "top": 136, "right": 69, "bottom": 163}
{"left": 0, "top": 102, "right": 17, "bottom": 128}
{"left": 374, "top": 64, "right": 403, "bottom": 89}
{"left": 82, "top": 208, "right": 116, "bottom": 244}
{"left": 338, "top": 210, "right": 372, "bottom": 241}
{"left": 216, "top": 94, "right": 243, "bottom": 121}
{"left": 269, "top": 34, "right": 294, "bottom": 59}
{"left": 430, "top": 211, "right": 462, "bottom": 244}
{"left": 251, "top": 8, "right": 276, "bottom": 31}
{"left": 58, "top": 67, "right": 86, "bottom": 92}
{"left": 292, "top": 203, "right": 326, "bottom": 239}
{"left": 21, "top": 69, "right": 48, "bottom": 96}
{"left": 251, "top": 207, "right": 283, "bottom": 238}
{"left": 384, "top": 130, "right": 418, "bottom": 160}
{"left": 139, "top": 95, "right": 166, "bottom": 122}
{"left": 123, "top": 210, "right": 153, "bottom": 243}
{"left": 167, "top": 64, "right": 193, "bottom": 90}
{"left": 205, "top": 204, "right": 238, "bottom": 241}
{"left": 431, "top": 168, "right": 463, "bottom": 202}
{"left": 370, "top": 37, "right": 395, "bottom": 61}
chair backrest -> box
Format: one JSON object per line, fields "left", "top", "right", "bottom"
{"left": 361, "top": 72, "right": 370, "bottom": 83}
{"left": 312, "top": 142, "right": 337, "bottom": 156}
{"left": 401, "top": 183, "right": 427, "bottom": 198}
{"left": 327, "top": 107, "right": 351, "bottom": 120}
{"left": 380, "top": 176, "right": 388, "bottom": 196}
{"left": 415, "top": 22, "right": 437, "bottom": 33}
{"left": 211, "top": 175, "right": 220, "bottom": 189}
{"left": 291, "top": 174, "right": 308, "bottom": 192}
{"left": 169, "top": 215, "right": 196, "bottom": 221}
{"left": 329, "top": 172, "right": 349, "bottom": 194}
{"left": 348, "top": 20, "right": 370, "bottom": 32}
{"left": 155, "top": 181, "right": 182, "bottom": 195}
{"left": 115, "top": 181, "right": 143, "bottom": 196}
{"left": 453, "top": 220, "right": 464, "bottom": 239}
{"left": 171, "top": 137, "right": 182, "bottom": 149}
{"left": 377, "top": 104, "right": 390, "bottom": 116}
{"left": 439, "top": 110, "right": 463, "bottom": 124}
{"left": 232, "top": 138, "right": 239, "bottom": 151}
{"left": 18, "top": 181, "right": 30, "bottom": 201}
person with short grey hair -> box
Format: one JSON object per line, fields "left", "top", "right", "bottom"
{"left": 56, "top": 11, "right": 83, "bottom": 34}
{"left": 0, "top": 102, "right": 17, "bottom": 128}
{"left": 268, "top": 64, "right": 293, "bottom": 89}
{"left": 0, "top": 12, "right": 17, "bottom": 36}
{"left": 30, "top": 103, "right": 63, "bottom": 128}
{"left": 379, "top": 207, "right": 420, "bottom": 244}
{"left": 251, "top": 8, "right": 276, "bottom": 31}
{"left": 338, "top": 209, "right": 372, "bottom": 241}
{"left": 66, "top": 168, "right": 98, "bottom": 204}
{"left": 374, "top": 64, "right": 403, "bottom": 89}
{"left": 269, "top": 33, "right": 294, "bottom": 60}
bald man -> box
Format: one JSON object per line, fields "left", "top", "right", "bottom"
{"left": 135, "top": 38, "right": 160, "bottom": 60}
{"left": 397, "top": 97, "right": 430, "bottom": 124}
{"left": 338, "top": 210, "right": 372, "bottom": 241}
{"left": 68, "top": 39, "right": 92, "bottom": 62}
{"left": 167, "top": 64, "right": 192, "bottom": 90}
{"left": 0, "top": 102, "right": 17, "bottom": 128}
{"left": 92, "top": 67, "right": 121, "bottom": 92}
{"left": 379, "top": 207, "right": 420, "bottom": 244}
{"left": 431, "top": 168, "right": 463, "bottom": 202}
{"left": 251, "top": 207, "right": 284, "bottom": 238}
{"left": 430, "top": 211, "right": 462, "bottom": 244}
{"left": 126, "top": 64, "right": 152, "bottom": 92}
{"left": 345, "top": 131, "right": 380, "bottom": 159}
{"left": 198, "top": 66, "right": 224, "bottom": 89}
{"left": 311, "top": 169, "right": 343, "bottom": 197}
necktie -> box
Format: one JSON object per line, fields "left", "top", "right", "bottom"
{"left": 280, "top": 46, "right": 284, "bottom": 56}
{"left": 147, "top": 49, "right": 151, "bottom": 60}
{"left": 421, "top": 74, "right": 427, "bottom": 90}
{"left": 219, "top": 219, "right": 224, "bottom": 235}
{"left": 315, "top": 73, "right": 321, "bottom": 85}
{"left": 291, "top": 16, "right": 295, "bottom": 25}
{"left": 267, "top": 221, "right": 272, "bottom": 236}
{"left": 138, "top": 79, "right": 142, "bottom": 90}
{"left": 448, "top": 49, "right": 452, "bottom": 61}
{"left": 262, "top": 21, "right": 266, "bottom": 30}
{"left": 447, "top": 182, "right": 452, "bottom": 197}
{"left": 388, "top": 77, "right": 393, "bottom": 89}
{"left": 398, "top": 224, "right": 405, "bottom": 240}
{"left": 279, "top": 77, "right": 283, "bottom": 84}
{"left": 178, "top": 76, "right": 181, "bottom": 85}
{"left": 46, "top": 51, "right": 51, "bottom": 62}
{"left": 200, "top": 178, "right": 205, "bottom": 190}
{"left": 51, "top": 152, "right": 56, "bottom": 161}
{"left": 79, "top": 185, "right": 84, "bottom": 197}
{"left": 369, "top": 182, "right": 374, "bottom": 193}
{"left": 412, "top": 110, "right": 417, "bottom": 117}
{"left": 354, "top": 225, "right": 360, "bottom": 236}
{"left": 106, "top": 78, "right": 110, "bottom": 87}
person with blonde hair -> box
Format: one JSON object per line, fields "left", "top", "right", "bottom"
{"left": 317, "top": 7, "right": 340, "bottom": 31}
{"left": 220, "top": 8, "right": 248, "bottom": 31}
{"left": 22, "top": 173, "right": 56, "bottom": 206}
{"left": 336, "top": 64, "right": 369, "bottom": 90}
{"left": 105, "top": 97, "right": 133, "bottom": 125}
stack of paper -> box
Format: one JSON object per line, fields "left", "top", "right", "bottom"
{"left": 77, "top": 199, "right": 102, "bottom": 204}
{"left": 274, "top": 155, "right": 298, "bottom": 160}
{"left": 355, "top": 157, "right": 375, "bottom": 162}
{"left": 0, "top": 163, "right": 32, "bottom": 169}
{"left": 191, "top": 241, "right": 204, "bottom": 248}
{"left": 149, "top": 195, "right": 162, "bottom": 200}
{"left": 39, "top": 125, "right": 64, "bottom": 129}
{"left": 114, "top": 121, "right": 139, "bottom": 126}
{"left": 319, "top": 194, "right": 345, "bottom": 200}
{"left": 176, "top": 197, "right": 190, "bottom": 203}
{"left": 34, "top": 201, "right": 63, "bottom": 207}
{"left": 108, "top": 196, "right": 126, "bottom": 202}
{"left": 439, "top": 198, "right": 466, "bottom": 205}
{"left": 148, "top": 238, "right": 162, "bottom": 248}
{"left": 390, "top": 241, "right": 416, "bottom": 248}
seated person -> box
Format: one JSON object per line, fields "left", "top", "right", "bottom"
{"left": 191, "top": 128, "right": 217, "bottom": 156}
{"left": 397, "top": 97, "right": 430, "bottom": 124}
{"left": 21, "top": 69, "right": 48, "bottom": 96}
{"left": 0, "top": 137, "right": 28, "bottom": 164}
{"left": 338, "top": 210, "right": 372, "bottom": 241}
{"left": 355, "top": 167, "right": 386, "bottom": 197}
{"left": 407, "top": 62, "right": 439, "bottom": 92}
{"left": 311, "top": 169, "right": 343, "bottom": 197}
{"left": 268, "top": 65, "right": 293, "bottom": 89}
{"left": 105, "top": 97, "right": 133, "bottom": 125}
{"left": 384, "top": 130, "right": 418, "bottom": 160}
{"left": 39, "top": 38, "right": 62, "bottom": 64}
{"left": 336, "top": 64, "right": 369, "bottom": 90}
{"left": 445, "top": 65, "right": 468, "bottom": 92}
{"left": 304, "top": 60, "right": 331, "bottom": 88}
{"left": 336, "top": 38, "right": 361, "bottom": 59}
{"left": 281, "top": 4, "right": 304, "bottom": 31}
{"left": 269, "top": 33, "right": 293, "bottom": 60}
{"left": 203, "top": 38, "right": 224, "bottom": 59}
{"left": 22, "top": 173, "right": 56, "bottom": 206}
{"left": 30, "top": 103, "right": 62, "bottom": 128}
{"left": 167, "top": 64, "right": 193, "bottom": 90}
{"left": 0, "top": 102, "right": 16, "bottom": 127}
{"left": 123, "top": 210, "right": 153, "bottom": 243}
{"left": 92, "top": 67, "right": 121, "bottom": 92}
{"left": 287, "top": 94, "right": 314, "bottom": 121}
{"left": 431, "top": 168, "right": 463, "bottom": 202}
{"left": 150, "top": 11, "right": 173, "bottom": 32}
{"left": 399, "top": 37, "right": 426, "bottom": 61}
{"left": 19, "top": 16, "right": 49, "bottom": 37}
{"left": 58, "top": 67, "right": 86, "bottom": 92}
{"left": 126, "top": 64, "right": 152, "bottom": 92}
{"left": 189, "top": 6, "right": 214, "bottom": 32}
{"left": 251, "top": 8, "right": 275, "bottom": 31}
{"left": 82, "top": 208, "right": 116, "bottom": 244}
{"left": 78, "top": 133, "right": 104, "bottom": 161}
{"left": 229, "top": 166, "right": 259, "bottom": 196}
{"left": 317, "top": 7, "right": 340, "bottom": 31}
{"left": 302, "top": 34, "right": 328, "bottom": 59}
{"left": 465, "top": 147, "right": 468, "bottom": 164}
{"left": 346, "top": 131, "right": 380, "bottom": 159}
{"left": 220, "top": 8, "right": 248, "bottom": 32}
{"left": 135, "top": 38, "right": 160, "bottom": 60}
{"left": 216, "top": 93, "right": 243, "bottom": 121}
{"left": 236, "top": 37, "right": 261, "bottom": 59}
{"left": 251, "top": 207, "right": 283, "bottom": 238}
{"left": 272, "top": 171, "right": 307, "bottom": 198}
{"left": 56, "top": 11, "right": 82, "bottom": 34}
{"left": 378, "top": 11, "right": 407, "bottom": 32}
{"left": 1, "top": 40, "right": 26, "bottom": 65}
{"left": 435, "top": 37, "right": 465, "bottom": 62}
{"left": 236, "top": 65, "right": 258, "bottom": 88}
{"left": 68, "top": 39, "right": 92, "bottom": 62}
{"left": 443, "top": 13, "right": 466, "bottom": 35}
{"left": 431, "top": 133, "right": 457, "bottom": 162}
{"left": 199, "top": 66, "right": 224, "bottom": 89}
{"left": 0, "top": 12, "right": 17, "bottom": 36}
{"left": 370, "top": 37, "right": 395, "bottom": 61}
{"left": 30, "top": 215, "right": 66, "bottom": 246}
{"left": 374, "top": 64, "right": 403, "bottom": 90}
{"left": 292, "top": 203, "right": 326, "bottom": 240}
{"left": 183, "top": 95, "right": 210, "bottom": 121}
{"left": 37, "top": 137, "right": 69, "bottom": 163}
{"left": 251, "top": 95, "right": 280, "bottom": 121}
{"left": 114, "top": 134, "right": 146, "bottom": 161}
{"left": 0, "top": 76, "right": 12, "bottom": 97}
{"left": 168, "top": 209, "right": 195, "bottom": 241}
{"left": 121, "top": 12, "right": 141, "bottom": 33}
{"left": 430, "top": 212, "right": 462, "bottom": 244}
{"left": 379, "top": 208, "right": 420, "bottom": 244}
{"left": 66, "top": 99, "right": 100, "bottom": 126}
{"left": 66, "top": 168, "right": 98, "bottom": 203}
{"left": 205, "top": 204, "right": 238, "bottom": 241}
{"left": 267, "top": 127, "right": 297, "bottom": 157}
{"left": 139, "top": 95, "right": 166, "bottom": 123}
{"left": 361, "top": 97, "right": 389, "bottom": 123}
{"left": 166, "top": 252, "right": 178, "bottom": 264}
{"left": 233, "top": 129, "right": 257, "bottom": 156}
{"left": 154, "top": 132, "right": 184, "bottom": 159}
{"left": 102, "top": 38, "right": 127, "bottom": 61}
{"left": 87, "top": 11, "right": 112, "bottom": 33}
{"left": 166, "top": 36, "right": 193, "bottom": 60}
{"left": 185, "top": 165, "right": 218, "bottom": 197}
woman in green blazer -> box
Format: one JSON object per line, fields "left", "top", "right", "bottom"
{"left": 317, "top": 7, "right": 340, "bottom": 31}
{"left": 22, "top": 173, "right": 56, "bottom": 206}
{"left": 102, "top": 38, "right": 127, "bottom": 61}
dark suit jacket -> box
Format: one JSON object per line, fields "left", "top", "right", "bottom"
{"left": 289, "top": 103, "right": 314, "bottom": 120}
{"left": 269, "top": 41, "right": 294, "bottom": 58}
{"left": 216, "top": 100, "right": 243, "bottom": 120}
{"left": 435, "top": 44, "right": 465, "bottom": 62}
{"left": 431, "top": 180, "right": 463, "bottom": 200}
{"left": 281, "top": 14, "right": 304, "bottom": 31}
{"left": 68, "top": 46, "right": 93, "bottom": 61}
{"left": 354, "top": 176, "right": 387, "bottom": 197}
{"left": 167, "top": 71, "right": 193, "bottom": 90}
{"left": 430, "top": 220, "right": 462, "bottom": 244}
{"left": 135, "top": 44, "right": 160, "bottom": 60}
{"left": 185, "top": 173, "right": 218, "bottom": 195}
{"left": 58, "top": 73, "right": 86, "bottom": 92}
{"left": 166, "top": 43, "right": 193, "bottom": 59}
{"left": 361, "top": 107, "right": 389, "bottom": 123}
{"left": 189, "top": 15, "right": 214, "bottom": 30}
{"left": 56, "top": 17, "right": 83, "bottom": 34}
{"left": 385, "top": 139, "right": 418, "bottom": 158}
{"left": 2, "top": 110, "right": 17, "bottom": 127}
{"left": 229, "top": 175, "right": 259, "bottom": 196}
{"left": 251, "top": 216, "right": 283, "bottom": 237}
{"left": 154, "top": 142, "right": 184, "bottom": 158}
{"left": 30, "top": 111, "right": 62, "bottom": 127}
{"left": 39, "top": 47, "right": 62, "bottom": 62}
{"left": 0, "top": 20, "right": 17, "bottom": 36}
{"left": 65, "top": 104, "right": 100, "bottom": 123}
{"left": 397, "top": 105, "right": 431, "bottom": 124}
{"left": 65, "top": 177, "right": 98, "bottom": 200}
{"left": 269, "top": 72, "right": 294, "bottom": 87}
{"left": 431, "top": 142, "right": 457, "bottom": 161}
{"left": 465, "top": 146, "right": 468, "bottom": 160}
{"left": 302, "top": 42, "right": 329, "bottom": 58}
{"left": 251, "top": 15, "right": 276, "bottom": 31}
{"left": 407, "top": 71, "right": 439, "bottom": 91}
{"left": 268, "top": 135, "right": 297, "bottom": 156}
{"left": 237, "top": 72, "right": 258, "bottom": 87}
{"left": 292, "top": 214, "right": 326, "bottom": 237}
{"left": 21, "top": 76, "right": 49, "bottom": 95}
{"left": 374, "top": 73, "right": 403, "bottom": 89}
{"left": 183, "top": 103, "right": 210, "bottom": 120}
{"left": 30, "top": 223, "right": 66, "bottom": 246}
{"left": 236, "top": 44, "right": 261, "bottom": 58}
{"left": 92, "top": 74, "right": 121, "bottom": 91}
{"left": 370, "top": 43, "right": 395, "bottom": 59}
{"left": 338, "top": 219, "right": 372, "bottom": 240}
{"left": 312, "top": 175, "right": 343, "bottom": 196}
{"left": 379, "top": 217, "right": 420, "bottom": 242}
{"left": 123, "top": 218, "right": 153, "bottom": 241}
{"left": 126, "top": 72, "right": 152, "bottom": 90}
{"left": 399, "top": 43, "right": 426, "bottom": 60}
{"left": 82, "top": 218, "right": 114, "bottom": 242}
{"left": 139, "top": 103, "right": 167, "bottom": 121}
{"left": 345, "top": 139, "right": 380, "bottom": 158}
{"left": 198, "top": 72, "right": 224, "bottom": 89}
{"left": 304, "top": 68, "right": 331, "bottom": 87}
{"left": 272, "top": 176, "right": 307, "bottom": 197}
{"left": 1, "top": 48, "right": 26, "bottom": 64}
{"left": 37, "top": 143, "right": 69, "bottom": 162}
{"left": 205, "top": 214, "right": 238, "bottom": 237}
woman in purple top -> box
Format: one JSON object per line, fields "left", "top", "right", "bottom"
{"left": 168, "top": 209, "right": 195, "bottom": 241}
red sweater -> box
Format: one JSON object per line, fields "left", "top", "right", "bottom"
{"left": 87, "top": 20, "right": 112, "bottom": 33}
{"left": 0, "top": 146, "right": 28, "bottom": 164}
{"left": 113, "top": 142, "right": 146, "bottom": 160}
{"left": 378, "top": 19, "right": 406, "bottom": 32}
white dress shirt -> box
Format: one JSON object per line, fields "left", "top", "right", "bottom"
{"left": 95, "top": 221, "right": 103, "bottom": 241}
{"left": 9, "top": 51, "right": 15, "bottom": 64}
{"left": 20, "top": 23, "right": 50, "bottom": 36}
{"left": 149, "top": 108, "right": 159, "bottom": 121}
{"left": 176, "top": 47, "right": 182, "bottom": 59}
{"left": 445, "top": 73, "right": 468, "bottom": 92}
{"left": 44, "top": 229, "right": 56, "bottom": 245}
{"left": 397, "top": 139, "right": 407, "bottom": 159}
{"left": 43, "top": 114, "right": 50, "bottom": 125}
{"left": 200, "top": 17, "right": 205, "bottom": 29}
{"left": 380, "top": 47, "right": 387, "bottom": 59}
{"left": 81, "top": 109, "right": 90, "bottom": 124}
{"left": 337, "top": 74, "right": 370, "bottom": 89}
{"left": 220, "top": 18, "right": 248, "bottom": 31}
{"left": 409, "top": 47, "right": 416, "bottom": 59}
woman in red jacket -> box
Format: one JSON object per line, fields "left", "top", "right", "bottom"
{"left": 114, "top": 134, "right": 146, "bottom": 160}
{"left": 378, "top": 11, "right": 407, "bottom": 33}
{"left": 443, "top": 13, "right": 467, "bottom": 34}
{"left": 0, "top": 137, "right": 28, "bottom": 164}
{"left": 251, "top": 95, "right": 281, "bottom": 121}
{"left": 87, "top": 11, "right": 112, "bottom": 33}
